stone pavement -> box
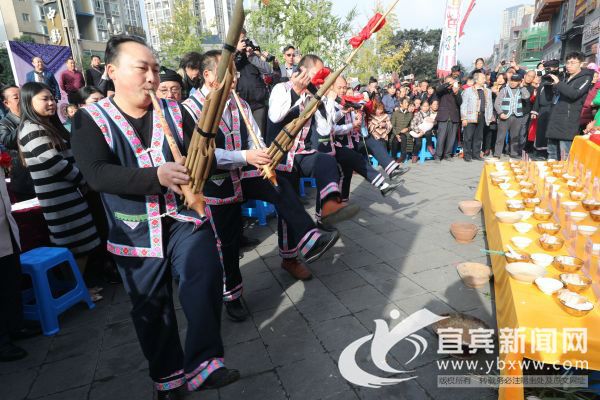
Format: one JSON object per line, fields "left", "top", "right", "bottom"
{"left": 2, "top": 159, "right": 501, "bottom": 400}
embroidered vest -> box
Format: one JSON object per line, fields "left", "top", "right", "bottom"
{"left": 334, "top": 111, "right": 360, "bottom": 149}
{"left": 183, "top": 90, "right": 255, "bottom": 205}
{"left": 501, "top": 87, "right": 523, "bottom": 117}
{"left": 83, "top": 97, "right": 205, "bottom": 258}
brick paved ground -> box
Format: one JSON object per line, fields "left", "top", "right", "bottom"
{"left": 3, "top": 159, "right": 501, "bottom": 400}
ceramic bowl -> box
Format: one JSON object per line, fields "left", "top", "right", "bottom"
{"left": 534, "top": 277, "right": 563, "bottom": 295}
{"left": 570, "top": 191, "right": 586, "bottom": 201}
{"left": 531, "top": 253, "right": 554, "bottom": 268}
{"left": 539, "top": 235, "right": 564, "bottom": 251}
{"left": 537, "top": 222, "right": 561, "bottom": 235}
{"left": 578, "top": 225, "right": 598, "bottom": 237}
{"left": 490, "top": 171, "right": 509, "bottom": 179}
{"left": 591, "top": 210, "right": 600, "bottom": 222}
{"left": 519, "top": 181, "right": 534, "bottom": 190}
{"left": 553, "top": 256, "right": 584, "bottom": 273}
{"left": 505, "top": 262, "right": 546, "bottom": 283}
{"left": 524, "top": 198, "right": 541, "bottom": 209}
{"left": 517, "top": 211, "right": 533, "bottom": 221}
{"left": 499, "top": 183, "right": 511, "bottom": 191}
{"left": 513, "top": 222, "right": 533, "bottom": 234}
{"left": 567, "top": 180, "right": 585, "bottom": 192}
{"left": 511, "top": 236, "right": 532, "bottom": 249}
{"left": 456, "top": 263, "right": 492, "bottom": 289}
{"left": 533, "top": 207, "right": 553, "bottom": 221}
{"left": 561, "top": 201, "right": 579, "bottom": 211}
{"left": 569, "top": 212, "right": 588, "bottom": 223}
{"left": 521, "top": 189, "right": 537, "bottom": 199}
{"left": 560, "top": 274, "right": 592, "bottom": 293}
{"left": 557, "top": 290, "right": 594, "bottom": 317}
{"left": 515, "top": 174, "right": 526, "bottom": 182}
{"left": 545, "top": 176, "right": 558, "bottom": 184}
{"left": 458, "top": 200, "right": 483, "bottom": 216}
{"left": 450, "top": 222, "right": 478, "bottom": 244}
{"left": 582, "top": 199, "right": 600, "bottom": 212}
{"left": 563, "top": 173, "right": 577, "bottom": 181}
{"left": 506, "top": 200, "right": 525, "bottom": 212}
{"left": 492, "top": 177, "right": 509, "bottom": 186}
{"left": 552, "top": 169, "right": 564, "bottom": 178}
{"left": 496, "top": 211, "right": 522, "bottom": 224}
{"left": 504, "top": 190, "right": 519, "bottom": 199}
{"left": 505, "top": 250, "right": 531, "bottom": 264}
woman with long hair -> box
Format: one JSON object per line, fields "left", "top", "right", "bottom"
{"left": 17, "top": 82, "right": 102, "bottom": 299}
{"left": 77, "top": 86, "right": 105, "bottom": 106}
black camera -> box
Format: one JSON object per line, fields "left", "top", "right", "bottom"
{"left": 243, "top": 38, "right": 257, "bottom": 51}
{"left": 541, "top": 70, "right": 559, "bottom": 84}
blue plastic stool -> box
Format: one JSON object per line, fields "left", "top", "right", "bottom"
{"left": 417, "top": 136, "right": 438, "bottom": 164}
{"left": 20, "top": 247, "right": 95, "bottom": 336}
{"left": 242, "top": 200, "right": 276, "bottom": 226}
{"left": 299, "top": 177, "right": 317, "bottom": 197}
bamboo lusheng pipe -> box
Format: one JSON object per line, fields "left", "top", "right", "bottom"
{"left": 147, "top": 90, "right": 207, "bottom": 217}
{"left": 231, "top": 91, "right": 278, "bottom": 187}
{"left": 185, "top": 0, "right": 245, "bottom": 194}
{"left": 264, "top": 0, "right": 400, "bottom": 173}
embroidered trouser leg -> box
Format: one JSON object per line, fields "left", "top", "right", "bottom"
{"left": 335, "top": 146, "right": 383, "bottom": 201}
{"left": 242, "top": 176, "right": 320, "bottom": 260}
{"left": 362, "top": 136, "right": 400, "bottom": 175}
{"left": 113, "top": 221, "right": 224, "bottom": 392}
{"left": 294, "top": 153, "right": 341, "bottom": 219}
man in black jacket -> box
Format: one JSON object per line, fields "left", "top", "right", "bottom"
{"left": 235, "top": 29, "right": 270, "bottom": 137}
{"left": 545, "top": 52, "right": 593, "bottom": 160}
{"left": 0, "top": 86, "right": 34, "bottom": 201}
{"left": 531, "top": 60, "right": 560, "bottom": 159}
{"left": 434, "top": 76, "right": 462, "bottom": 161}
{"left": 84, "top": 55, "right": 104, "bottom": 88}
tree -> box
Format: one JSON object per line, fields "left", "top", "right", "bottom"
{"left": 391, "top": 28, "right": 442, "bottom": 81}
{"left": 157, "top": 0, "right": 206, "bottom": 69}
{"left": 14, "top": 34, "right": 36, "bottom": 43}
{"left": 0, "top": 49, "right": 15, "bottom": 86}
{"left": 247, "top": 0, "right": 357, "bottom": 69}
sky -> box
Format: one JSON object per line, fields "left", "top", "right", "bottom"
{"left": 330, "top": 0, "right": 535, "bottom": 69}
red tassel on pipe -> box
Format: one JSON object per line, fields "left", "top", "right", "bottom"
{"left": 348, "top": 13, "right": 387, "bottom": 48}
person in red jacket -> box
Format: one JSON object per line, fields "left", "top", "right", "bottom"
{"left": 579, "top": 63, "right": 600, "bottom": 130}
{"left": 59, "top": 58, "right": 85, "bottom": 104}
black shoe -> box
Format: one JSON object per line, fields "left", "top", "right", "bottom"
{"left": 224, "top": 298, "right": 248, "bottom": 322}
{"left": 464, "top": 157, "right": 472, "bottom": 162}
{"left": 239, "top": 235, "right": 260, "bottom": 249}
{"left": 388, "top": 166, "right": 410, "bottom": 182}
{"left": 10, "top": 326, "right": 41, "bottom": 341}
{"left": 154, "top": 385, "right": 188, "bottom": 400}
{"left": 472, "top": 156, "right": 484, "bottom": 161}
{"left": 304, "top": 229, "right": 340, "bottom": 263}
{"left": 0, "top": 343, "right": 27, "bottom": 362}
{"left": 380, "top": 181, "right": 403, "bottom": 197}
{"left": 198, "top": 367, "right": 240, "bottom": 390}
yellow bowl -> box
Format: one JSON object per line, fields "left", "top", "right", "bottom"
{"left": 560, "top": 273, "right": 592, "bottom": 293}
{"left": 519, "top": 181, "right": 534, "bottom": 190}
{"left": 582, "top": 199, "right": 600, "bottom": 212}
{"left": 524, "top": 198, "right": 541, "bottom": 209}
{"left": 507, "top": 203, "right": 525, "bottom": 212}
{"left": 552, "top": 169, "right": 563, "bottom": 178}
{"left": 591, "top": 210, "right": 600, "bottom": 222}
{"left": 537, "top": 222, "right": 561, "bottom": 235}
{"left": 570, "top": 191, "right": 586, "bottom": 201}
{"left": 567, "top": 181, "right": 585, "bottom": 192}
{"left": 557, "top": 297, "right": 594, "bottom": 317}
{"left": 553, "top": 256, "right": 584, "bottom": 273}
{"left": 505, "top": 251, "right": 531, "bottom": 264}
{"left": 521, "top": 189, "right": 537, "bottom": 199}
{"left": 539, "top": 236, "right": 564, "bottom": 251}
{"left": 491, "top": 177, "right": 509, "bottom": 186}
{"left": 533, "top": 209, "right": 553, "bottom": 221}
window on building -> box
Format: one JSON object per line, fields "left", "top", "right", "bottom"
{"left": 97, "top": 16, "right": 107, "bottom": 30}
{"left": 22, "top": 13, "right": 30, "bottom": 22}
{"left": 39, "top": 6, "right": 45, "bottom": 18}
{"left": 42, "top": 25, "right": 49, "bottom": 35}
{"left": 94, "top": 0, "right": 104, "bottom": 12}
{"left": 110, "top": 3, "right": 120, "bottom": 15}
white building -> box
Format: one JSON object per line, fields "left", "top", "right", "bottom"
{"left": 144, "top": 0, "right": 234, "bottom": 51}
{"left": 501, "top": 4, "right": 535, "bottom": 40}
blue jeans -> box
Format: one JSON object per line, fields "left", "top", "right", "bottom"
{"left": 547, "top": 139, "right": 572, "bottom": 160}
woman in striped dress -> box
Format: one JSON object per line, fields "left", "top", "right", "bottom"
{"left": 17, "top": 82, "right": 101, "bottom": 279}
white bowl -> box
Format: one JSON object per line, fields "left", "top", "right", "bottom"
{"left": 506, "top": 262, "right": 546, "bottom": 283}
{"left": 495, "top": 211, "right": 522, "bottom": 224}
{"left": 517, "top": 211, "right": 533, "bottom": 221}
{"left": 499, "top": 183, "right": 511, "bottom": 191}
{"left": 531, "top": 253, "right": 554, "bottom": 268}
{"left": 561, "top": 201, "right": 578, "bottom": 210}
{"left": 491, "top": 171, "right": 509, "bottom": 178}
{"left": 513, "top": 222, "right": 533, "bottom": 234}
{"left": 535, "top": 277, "right": 563, "bottom": 295}
{"left": 545, "top": 176, "right": 558, "bottom": 184}
{"left": 578, "top": 225, "right": 598, "bottom": 237}
{"left": 504, "top": 190, "right": 519, "bottom": 199}
{"left": 569, "top": 212, "right": 588, "bottom": 222}
{"left": 511, "top": 236, "right": 532, "bottom": 249}
{"left": 563, "top": 174, "right": 576, "bottom": 180}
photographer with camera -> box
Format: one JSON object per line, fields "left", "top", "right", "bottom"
{"left": 235, "top": 28, "right": 272, "bottom": 134}
{"left": 530, "top": 60, "right": 560, "bottom": 159}
{"left": 545, "top": 52, "right": 593, "bottom": 160}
